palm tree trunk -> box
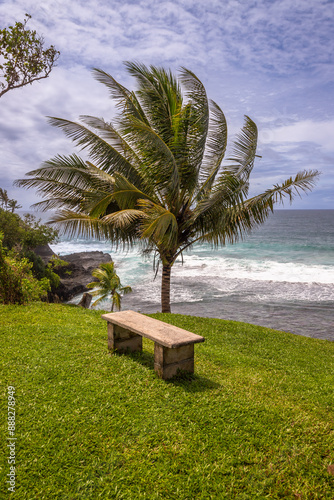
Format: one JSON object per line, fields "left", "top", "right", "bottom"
{"left": 161, "top": 263, "right": 171, "bottom": 313}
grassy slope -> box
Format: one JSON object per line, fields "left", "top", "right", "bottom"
{"left": 0, "top": 303, "right": 334, "bottom": 499}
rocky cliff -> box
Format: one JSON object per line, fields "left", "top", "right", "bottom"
{"left": 34, "top": 245, "right": 112, "bottom": 302}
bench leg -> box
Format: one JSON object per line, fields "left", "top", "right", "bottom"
{"left": 108, "top": 323, "right": 142, "bottom": 353}
{"left": 154, "top": 343, "right": 194, "bottom": 380}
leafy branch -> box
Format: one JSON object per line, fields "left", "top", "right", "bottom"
{"left": 0, "top": 14, "right": 59, "bottom": 98}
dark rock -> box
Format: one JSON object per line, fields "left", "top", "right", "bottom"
{"left": 61, "top": 251, "right": 111, "bottom": 273}
{"left": 45, "top": 250, "right": 112, "bottom": 302}
{"left": 34, "top": 244, "right": 57, "bottom": 264}
{"left": 78, "top": 292, "right": 93, "bottom": 309}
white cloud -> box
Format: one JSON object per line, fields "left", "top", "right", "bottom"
{"left": 2, "top": 0, "right": 333, "bottom": 75}
{"left": 0, "top": 0, "right": 333, "bottom": 209}
{"left": 259, "top": 119, "right": 334, "bottom": 152}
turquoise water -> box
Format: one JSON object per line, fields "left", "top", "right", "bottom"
{"left": 51, "top": 210, "right": 334, "bottom": 341}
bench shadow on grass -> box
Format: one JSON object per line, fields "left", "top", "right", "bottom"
{"left": 115, "top": 349, "right": 219, "bottom": 393}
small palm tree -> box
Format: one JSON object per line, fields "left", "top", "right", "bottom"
{"left": 86, "top": 262, "right": 132, "bottom": 311}
{"left": 0, "top": 188, "right": 9, "bottom": 210}
{"left": 7, "top": 199, "right": 22, "bottom": 213}
{"left": 16, "top": 62, "right": 320, "bottom": 313}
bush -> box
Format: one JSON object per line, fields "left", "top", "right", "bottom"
{"left": 23, "top": 250, "right": 63, "bottom": 288}
{"left": 0, "top": 208, "right": 58, "bottom": 250}
{"left": 0, "top": 208, "right": 62, "bottom": 301}
{"left": 0, "top": 234, "right": 50, "bottom": 304}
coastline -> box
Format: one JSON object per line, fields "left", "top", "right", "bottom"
{"left": 50, "top": 210, "right": 334, "bottom": 342}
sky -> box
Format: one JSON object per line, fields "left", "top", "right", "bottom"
{"left": 0, "top": 0, "right": 333, "bottom": 211}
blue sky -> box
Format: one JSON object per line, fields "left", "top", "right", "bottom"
{"left": 0, "top": 0, "right": 333, "bottom": 210}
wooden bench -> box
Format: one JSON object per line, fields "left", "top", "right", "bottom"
{"left": 101, "top": 310, "right": 205, "bottom": 380}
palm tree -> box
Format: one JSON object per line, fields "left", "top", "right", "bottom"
{"left": 0, "top": 188, "right": 9, "bottom": 210}
{"left": 86, "top": 262, "right": 132, "bottom": 311}
{"left": 15, "top": 62, "right": 320, "bottom": 313}
{"left": 7, "top": 199, "right": 22, "bottom": 213}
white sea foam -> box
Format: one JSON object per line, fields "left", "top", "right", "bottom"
{"left": 51, "top": 240, "right": 114, "bottom": 255}
{"left": 173, "top": 254, "right": 334, "bottom": 285}
{"left": 50, "top": 211, "right": 334, "bottom": 339}
{"left": 51, "top": 239, "right": 334, "bottom": 286}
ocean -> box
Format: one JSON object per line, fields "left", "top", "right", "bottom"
{"left": 50, "top": 209, "right": 334, "bottom": 342}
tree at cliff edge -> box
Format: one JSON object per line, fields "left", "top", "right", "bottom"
{"left": 16, "top": 62, "right": 320, "bottom": 313}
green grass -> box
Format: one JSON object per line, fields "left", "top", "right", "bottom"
{"left": 1, "top": 303, "right": 334, "bottom": 499}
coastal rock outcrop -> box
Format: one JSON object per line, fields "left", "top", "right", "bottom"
{"left": 34, "top": 245, "right": 112, "bottom": 302}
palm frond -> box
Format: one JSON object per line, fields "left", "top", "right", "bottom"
{"left": 80, "top": 117, "right": 147, "bottom": 188}
{"left": 46, "top": 210, "right": 136, "bottom": 247}
{"left": 197, "top": 100, "right": 228, "bottom": 197}
{"left": 85, "top": 161, "right": 115, "bottom": 190}
{"left": 111, "top": 173, "right": 158, "bottom": 209}
{"left": 48, "top": 117, "right": 141, "bottom": 181}
{"left": 179, "top": 67, "right": 209, "bottom": 144}
{"left": 89, "top": 293, "right": 110, "bottom": 307}
{"left": 121, "top": 116, "right": 180, "bottom": 206}
{"left": 246, "top": 169, "right": 321, "bottom": 207}
{"left": 15, "top": 155, "right": 116, "bottom": 215}
{"left": 86, "top": 193, "right": 116, "bottom": 218}
{"left": 30, "top": 196, "right": 85, "bottom": 213}
{"left": 191, "top": 169, "right": 320, "bottom": 247}
{"left": 47, "top": 210, "right": 109, "bottom": 239}
{"left": 139, "top": 200, "right": 178, "bottom": 248}
{"left": 125, "top": 61, "right": 183, "bottom": 144}
{"left": 15, "top": 154, "right": 92, "bottom": 190}
{"left": 179, "top": 68, "right": 209, "bottom": 191}
{"left": 92, "top": 68, "right": 148, "bottom": 124}
{"left": 101, "top": 209, "right": 146, "bottom": 230}
{"left": 193, "top": 173, "right": 245, "bottom": 223}
{"left": 226, "top": 115, "right": 258, "bottom": 186}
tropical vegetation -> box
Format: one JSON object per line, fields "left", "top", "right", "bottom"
{"left": 0, "top": 233, "right": 50, "bottom": 304}
{"left": 0, "top": 205, "right": 61, "bottom": 304}
{"left": 0, "top": 206, "right": 58, "bottom": 251}
{"left": 16, "top": 63, "right": 319, "bottom": 312}
{"left": 87, "top": 261, "right": 132, "bottom": 311}
{"left": 0, "top": 187, "right": 22, "bottom": 211}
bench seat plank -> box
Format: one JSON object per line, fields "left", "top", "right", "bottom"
{"left": 101, "top": 310, "right": 205, "bottom": 349}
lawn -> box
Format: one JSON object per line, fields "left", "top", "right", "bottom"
{"left": 1, "top": 302, "right": 334, "bottom": 499}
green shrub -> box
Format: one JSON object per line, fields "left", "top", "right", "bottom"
{"left": 23, "top": 251, "right": 63, "bottom": 288}
{"left": 0, "top": 208, "right": 62, "bottom": 297}
{"left": 0, "top": 208, "right": 58, "bottom": 250}
{"left": 0, "top": 234, "right": 50, "bottom": 304}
